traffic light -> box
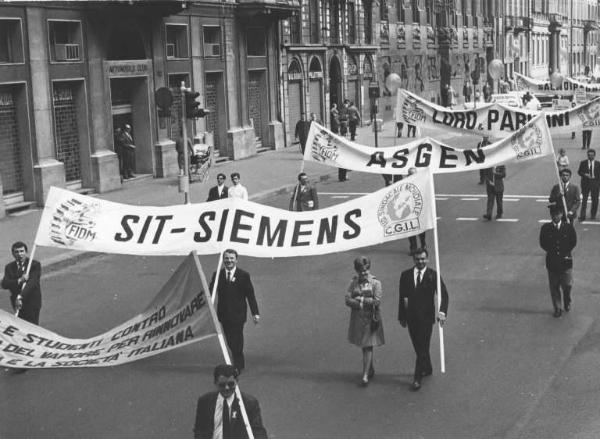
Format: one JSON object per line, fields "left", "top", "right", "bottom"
{"left": 184, "top": 90, "right": 209, "bottom": 119}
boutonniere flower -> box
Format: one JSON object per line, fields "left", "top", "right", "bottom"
{"left": 231, "top": 410, "right": 238, "bottom": 419}
{"left": 231, "top": 276, "right": 236, "bottom": 283}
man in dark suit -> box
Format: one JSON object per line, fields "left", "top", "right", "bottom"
{"left": 549, "top": 168, "right": 581, "bottom": 224}
{"left": 540, "top": 204, "right": 577, "bottom": 318}
{"left": 398, "top": 248, "right": 449, "bottom": 391}
{"left": 1, "top": 241, "right": 42, "bottom": 325}
{"left": 211, "top": 249, "right": 260, "bottom": 373}
{"left": 289, "top": 172, "right": 319, "bottom": 211}
{"left": 207, "top": 173, "right": 229, "bottom": 202}
{"left": 194, "top": 364, "right": 267, "bottom": 439}
{"left": 577, "top": 149, "right": 600, "bottom": 221}
{"left": 482, "top": 164, "right": 506, "bottom": 220}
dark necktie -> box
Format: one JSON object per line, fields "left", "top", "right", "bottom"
{"left": 17, "top": 262, "right": 24, "bottom": 275}
{"left": 222, "top": 400, "right": 230, "bottom": 439}
{"left": 590, "top": 161, "right": 594, "bottom": 176}
{"left": 416, "top": 270, "right": 422, "bottom": 287}
{"left": 227, "top": 271, "right": 231, "bottom": 283}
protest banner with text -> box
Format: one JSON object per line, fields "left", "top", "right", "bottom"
{"left": 304, "top": 113, "right": 553, "bottom": 175}
{"left": 0, "top": 253, "right": 216, "bottom": 368}
{"left": 34, "top": 172, "right": 436, "bottom": 258}
{"left": 395, "top": 88, "right": 600, "bottom": 137}
{"left": 514, "top": 72, "right": 600, "bottom": 97}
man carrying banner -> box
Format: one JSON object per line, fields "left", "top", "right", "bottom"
{"left": 549, "top": 168, "right": 581, "bottom": 224}
{"left": 193, "top": 364, "right": 267, "bottom": 439}
{"left": 482, "top": 165, "right": 506, "bottom": 220}
{"left": 211, "top": 250, "right": 260, "bottom": 373}
{"left": 398, "top": 248, "right": 449, "bottom": 391}
{"left": 2, "top": 242, "right": 42, "bottom": 326}
{"left": 539, "top": 203, "right": 577, "bottom": 318}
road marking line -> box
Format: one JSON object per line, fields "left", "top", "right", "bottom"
{"left": 321, "top": 192, "right": 368, "bottom": 195}
{"left": 503, "top": 198, "right": 520, "bottom": 202}
{"left": 331, "top": 195, "right": 350, "bottom": 199}
{"left": 437, "top": 193, "right": 548, "bottom": 199}
{"left": 457, "top": 217, "right": 479, "bottom": 221}
{"left": 460, "top": 197, "right": 479, "bottom": 201}
{"left": 538, "top": 220, "right": 551, "bottom": 223}
{"left": 435, "top": 197, "right": 448, "bottom": 201}
{"left": 581, "top": 221, "right": 600, "bottom": 225}
{"left": 497, "top": 218, "right": 519, "bottom": 222}
{"left": 536, "top": 199, "right": 549, "bottom": 202}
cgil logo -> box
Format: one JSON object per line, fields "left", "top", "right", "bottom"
{"left": 510, "top": 122, "right": 543, "bottom": 160}
{"left": 377, "top": 183, "right": 423, "bottom": 237}
{"left": 50, "top": 198, "right": 99, "bottom": 246}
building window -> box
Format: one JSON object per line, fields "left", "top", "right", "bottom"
{"left": 348, "top": 2, "right": 356, "bottom": 43}
{"left": 471, "top": 0, "right": 478, "bottom": 26}
{"left": 397, "top": 0, "right": 405, "bottom": 22}
{"left": 425, "top": 0, "right": 433, "bottom": 25}
{"left": 247, "top": 28, "right": 266, "bottom": 56}
{"left": 380, "top": 0, "right": 389, "bottom": 21}
{"left": 290, "top": 5, "right": 302, "bottom": 44}
{"left": 203, "top": 26, "right": 222, "bottom": 58}
{"left": 309, "top": 0, "right": 320, "bottom": 43}
{"left": 330, "top": 0, "right": 340, "bottom": 44}
{"left": 412, "top": 0, "right": 419, "bottom": 23}
{"left": 48, "top": 20, "right": 82, "bottom": 62}
{"left": 0, "top": 19, "right": 23, "bottom": 64}
{"left": 165, "top": 24, "right": 189, "bottom": 59}
{"left": 364, "top": 0, "right": 373, "bottom": 43}
{"left": 462, "top": 0, "right": 468, "bottom": 25}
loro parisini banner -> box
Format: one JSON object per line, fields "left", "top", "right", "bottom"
{"left": 0, "top": 253, "right": 216, "bottom": 368}
{"left": 395, "top": 88, "right": 600, "bottom": 137}
{"left": 34, "top": 172, "right": 436, "bottom": 257}
{"left": 304, "top": 113, "right": 553, "bottom": 174}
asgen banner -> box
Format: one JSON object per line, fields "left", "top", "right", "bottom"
{"left": 304, "top": 113, "right": 553, "bottom": 175}
{"left": 395, "top": 88, "right": 600, "bottom": 137}
{"left": 0, "top": 253, "right": 216, "bottom": 368}
{"left": 34, "top": 172, "right": 436, "bottom": 258}
{"left": 515, "top": 72, "right": 600, "bottom": 96}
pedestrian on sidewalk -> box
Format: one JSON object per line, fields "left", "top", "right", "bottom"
{"left": 339, "top": 99, "right": 349, "bottom": 138}
{"left": 330, "top": 103, "right": 340, "bottom": 135}
{"left": 118, "top": 124, "right": 136, "bottom": 180}
{"left": 207, "top": 173, "right": 229, "bottom": 202}
{"left": 539, "top": 204, "right": 577, "bottom": 318}
{"left": 347, "top": 101, "right": 361, "bottom": 141}
{"left": 289, "top": 172, "right": 318, "bottom": 211}
{"left": 294, "top": 114, "right": 311, "bottom": 154}
{"left": 193, "top": 364, "right": 267, "bottom": 439}
{"left": 228, "top": 172, "right": 248, "bottom": 200}
{"left": 398, "top": 248, "right": 448, "bottom": 391}
{"left": 345, "top": 256, "right": 384, "bottom": 387}
{"left": 482, "top": 165, "right": 506, "bottom": 220}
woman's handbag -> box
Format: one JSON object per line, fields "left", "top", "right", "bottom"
{"left": 370, "top": 305, "right": 380, "bottom": 331}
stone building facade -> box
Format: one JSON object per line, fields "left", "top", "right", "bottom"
{"left": 0, "top": 0, "right": 296, "bottom": 216}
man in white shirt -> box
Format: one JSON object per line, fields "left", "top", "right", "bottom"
{"left": 228, "top": 173, "right": 248, "bottom": 200}
{"left": 193, "top": 364, "right": 267, "bottom": 439}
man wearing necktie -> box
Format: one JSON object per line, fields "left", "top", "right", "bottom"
{"left": 398, "top": 248, "right": 449, "bottom": 391}
{"left": 210, "top": 250, "right": 260, "bottom": 373}
{"left": 1, "top": 241, "right": 42, "bottom": 325}
{"left": 193, "top": 364, "right": 267, "bottom": 439}
{"left": 577, "top": 149, "right": 600, "bottom": 221}
{"left": 549, "top": 168, "right": 581, "bottom": 224}
{"left": 539, "top": 203, "right": 577, "bottom": 318}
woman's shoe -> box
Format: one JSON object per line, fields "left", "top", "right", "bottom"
{"left": 360, "top": 377, "right": 369, "bottom": 387}
{"left": 368, "top": 367, "right": 375, "bottom": 379}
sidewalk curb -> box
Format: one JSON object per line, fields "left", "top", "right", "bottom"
{"left": 44, "top": 169, "right": 337, "bottom": 273}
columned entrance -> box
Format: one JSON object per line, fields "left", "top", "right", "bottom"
{"left": 329, "top": 55, "right": 342, "bottom": 108}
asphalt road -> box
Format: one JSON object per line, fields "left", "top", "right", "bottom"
{"left": 1, "top": 130, "right": 600, "bottom": 439}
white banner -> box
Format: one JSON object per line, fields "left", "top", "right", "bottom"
{"left": 515, "top": 72, "right": 600, "bottom": 97}
{"left": 0, "top": 253, "right": 217, "bottom": 368}
{"left": 34, "top": 173, "right": 436, "bottom": 258}
{"left": 396, "top": 88, "right": 600, "bottom": 137}
{"left": 304, "top": 114, "right": 554, "bottom": 174}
